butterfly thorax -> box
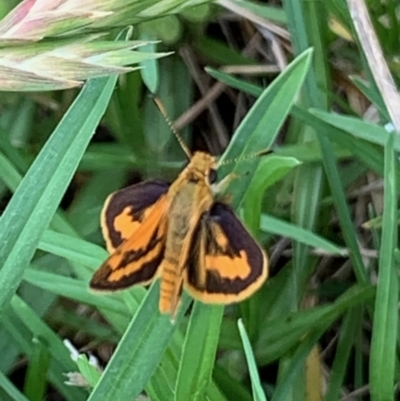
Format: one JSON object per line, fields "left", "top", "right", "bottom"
{"left": 182, "top": 151, "right": 217, "bottom": 183}
{"left": 165, "top": 151, "right": 216, "bottom": 254}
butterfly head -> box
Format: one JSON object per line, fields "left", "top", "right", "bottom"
{"left": 186, "top": 151, "right": 218, "bottom": 184}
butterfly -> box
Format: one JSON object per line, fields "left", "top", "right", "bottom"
{"left": 90, "top": 103, "right": 269, "bottom": 318}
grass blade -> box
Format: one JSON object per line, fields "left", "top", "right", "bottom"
{"left": 87, "top": 284, "right": 190, "bottom": 401}
{"left": 259, "top": 214, "right": 345, "bottom": 255}
{"left": 0, "top": 72, "right": 119, "bottom": 312}
{"left": 238, "top": 319, "right": 267, "bottom": 401}
{"left": 324, "top": 307, "right": 360, "bottom": 401}
{"left": 218, "top": 48, "right": 313, "bottom": 209}
{"left": 370, "top": 133, "right": 398, "bottom": 401}
{"left": 271, "top": 328, "right": 325, "bottom": 401}
{"left": 175, "top": 303, "right": 224, "bottom": 401}
{"left": 0, "top": 371, "right": 30, "bottom": 401}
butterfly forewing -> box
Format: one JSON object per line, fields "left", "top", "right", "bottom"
{"left": 101, "top": 180, "right": 169, "bottom": 252}
{"left": 185, "top": 202, "right": 268, "bottom": 304}
{"left": 90, "top": 195, "right": 169, "bottom": 291}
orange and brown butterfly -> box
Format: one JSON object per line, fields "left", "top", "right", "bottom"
{"left": 90, "top": 102, "right": 269, "bottom": 318}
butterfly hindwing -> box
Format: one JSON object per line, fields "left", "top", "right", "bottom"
{"left": 90, "top": 193, "right": 169, "bottom": 291}
{"left": 185, "top": 202, "right": 268, "bottom": 304}
{"left": 101, "top": 180, "right": 169, "bottom": 252}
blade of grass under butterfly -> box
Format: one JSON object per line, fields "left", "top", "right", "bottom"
{"left": 23, "top": 269, "right": 129, "bottom": 316}
{"left": 0, "top": 73, "right": 120, "bottom": 313}
{"left": 238, "top": 319, "right": 267, "bottom": 401}
{"left": 175, "top": 303, "right": 224, "bottom": 401}
{"left": 87, "top": 283, "right": 190, "bottom": 401}
{"left": 370, "top": 134, "right": 398, "bottom": 401}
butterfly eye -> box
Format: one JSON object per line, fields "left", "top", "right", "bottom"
{"left": 209, "top": 168, "right": 218, "bottom": 184}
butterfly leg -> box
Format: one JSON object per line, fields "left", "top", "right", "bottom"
{"left": 212, "top": 173, "right": 239, "bottom": 195}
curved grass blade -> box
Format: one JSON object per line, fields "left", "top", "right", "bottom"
{"left": 218, "top": 48, "right": 313, "bottom": 209}
{"left": 259, "top": 214, "right": 345, "bottom": 255}
{"left": 10, "top": 296, "right": 86, "bottom": 401}
{"left": 310, "top": 109, "right": 396, "bottom": 149}
{"left": 256, "top": 285, "right": 374, "bottom": 365}
{"left": 243, "top": 155, "right": 301, "bottom": 234}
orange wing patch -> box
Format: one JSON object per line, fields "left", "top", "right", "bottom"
{"left": 205, "top": 251, "right": 251, "bottom": 280}
{"left": 90, "top": 196, "right": 169, "bottom": 291}
{"left": 185, "top": 202, "right": 268, "bottom": 304}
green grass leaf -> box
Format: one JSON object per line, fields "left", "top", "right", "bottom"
{"left": 310, "top": 109, "right": 395, "bottom": 149}
{"left": 175, "top": 303, "right": 224, "bottom": 401}
{"left": 243, "top": 155, "right": 301, "bottom": 234}
{"left": 256, "top": 285, "right": 374, "bottom": 364}
{"left": 0, "top": 370, "right": 30, "bottom": 401}
{"left": 75, "top": 354, "right": 102, "bottom": 388}
{"left": 0, "top": 73, "right": 119, "bottom": 313}
{"left": 259, "top": 214, "right": 345, "bottom": 255}
{"left": 238, "top": 319, "right": 267, "bottom": 401}
{"left": 23, "top": 337, "right": 51, "bottom": 401}
{"left": 218, "top": 48, "right": 313, "bottom": 209}
{"left": 370, "top": 133, "right": 398, "bottom": 401}
{"left": 324, "top": 307, "right": 361, "bottom": 401}
{"left": 87, "top": 284, "right": 190, "bottom": 401}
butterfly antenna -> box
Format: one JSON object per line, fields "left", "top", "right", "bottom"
{"left": 218, "top": 148, "right": 272, "bottom": 166}
{"left": 153, "top": 97, "right": 192, "bottom": 159}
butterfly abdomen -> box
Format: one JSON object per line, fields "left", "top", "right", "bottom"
{"left": 159, "top": 255, "right": 182, "bottom": 314}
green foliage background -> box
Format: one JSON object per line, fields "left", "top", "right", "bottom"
{"left": 0, "top": 1, "right": 399, "bottom": 401}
